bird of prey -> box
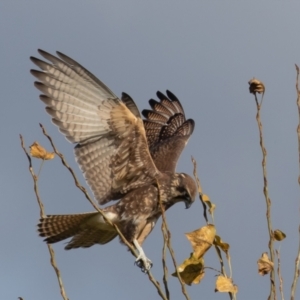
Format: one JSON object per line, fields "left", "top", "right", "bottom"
{"left": 30, "top": 49, "right": 197, "bottom": 272}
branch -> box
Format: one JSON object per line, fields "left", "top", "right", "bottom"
{"left": 275, "top": 249, "right": 284, "bottom": 300}
{"left": 250, "top": 84, "right": 276, "bottom": 300}
{"left": 291, "top": 64, "right": 300, "bottom": 300}
{"left": 192, "top": 157, "right": 208, "bottom": 223}
{"left": 161, "top": 222, "right": 170, "bottom": 299}
{"left": 157, "top": 179, "right": 190, "bottom": 300}
{"left": 20, "top": 134, "right": 69, "bottom": 300}
{"left": 192, "top": 156, "right": 234, "bottom": 299}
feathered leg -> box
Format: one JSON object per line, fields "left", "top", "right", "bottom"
{"left": 133, "top": 239, "right": 153, "bottom": 272}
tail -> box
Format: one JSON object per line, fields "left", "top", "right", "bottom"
{"left": 38, "top": 212, "right": 118, "bottom": 250}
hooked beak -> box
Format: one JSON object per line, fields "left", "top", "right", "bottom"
{"left": 185, "top": 200, "right": 192, "bottom": 209}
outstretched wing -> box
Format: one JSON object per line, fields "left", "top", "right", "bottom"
{"left": 31, "top": 49, "right": 159, "bottom": 204}
{"left": 142, "top": 90, "right": 194, "bottom": 173}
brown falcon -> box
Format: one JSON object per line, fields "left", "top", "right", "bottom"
{"left": 30, "top": 49, "right": 197, "bottom": 272}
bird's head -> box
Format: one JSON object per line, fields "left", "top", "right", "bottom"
{"left": 171, "top": 173, "right": 197, "bottom": 209}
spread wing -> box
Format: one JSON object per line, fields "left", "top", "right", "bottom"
{"left": 142, "top": 90, "right": 194, "bottom": 173}
{"left": 30, "top": 49, "right": 159, "bottom": 204}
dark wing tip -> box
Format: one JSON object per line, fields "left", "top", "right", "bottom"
{"left": 121, "top": 92, "right": 141, "bottom": 118}
{"left": 156, "top": 91, "right": 167, "bottom": 101}
{"left": 33, "top": 81, "right": 44, "bottom": 89}
{"left": 142, "top": 109, "right": 153, "bottom": 119}
{"left": 177, "top": 119, "right": 195, "bottom": 136}
{"left": 37, "top": 49, "right": 48, "bottom": 56}
{"left": 166, "top": 90, "right": 178, "bottom": 102}
{"left": 56, "top": 50, "right": 72, "bottom": 62}
{"left": 186, "top": 119, "right": 195, "bottom": 135}
{"left": 30, "top": 56, "right": 44, "bottom": 66}
{"left": 166, "top": 90, "right": 184, "bottom": 112}
{"left": 30, "top": 69, "right": 42, "bottom": 78}
{"left": 148, "top": 99, "right": 159, "bottom": 109}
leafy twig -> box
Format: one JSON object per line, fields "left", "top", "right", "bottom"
{"left": 20, "top": 134, "right": 69, "bottom": 300}
{"left": 156, "top": 179, "right": 190, "bottom": 300}
{"left": 192, "top": 156, "right": 208, "bottom": 223}
{"left": 214, "top": 245, "right": 233, "bottom": 300}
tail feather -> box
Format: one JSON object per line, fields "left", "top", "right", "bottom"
{"left": 65, "top": 228, "right": 117, "bottom": 250}
{"left": 38, "top": 212, "right": 117, "bottom": 249}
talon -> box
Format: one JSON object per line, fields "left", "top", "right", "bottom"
{"left": 133, "top": 239, "right": 153, "bottom": 272}
{"left": 135, "top": 257, "right": 153, "bottom": 273}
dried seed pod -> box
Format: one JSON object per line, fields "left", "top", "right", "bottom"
{"left": 248, "top": 78, "right": 265, "bottom": 94}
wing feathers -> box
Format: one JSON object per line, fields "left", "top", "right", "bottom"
{"left": 31, "top": 50, "right": 159, "bottom": 204}
{"left": 142, "top": 91, "right": 194, "bottom": 172}
{"left": 142, "top": 110, "right": 169, "bottom": 123}
{"left": 176, "top": 119, "right": 195, "bottom": 136}
{"left": 121, "top": 92, "right": 141, "bottom": 118}
{"left": 149, "top": 99, "right": 174, "bottom": 116}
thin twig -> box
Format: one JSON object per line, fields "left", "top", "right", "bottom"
{"left": 276, "top": 249, "right": 284, "bottom": 300}
{"left": 214, "top": 245, "right": 233, "bottom": 300}
{"left": 214, "top": 245, "right": 226, "bottom": 277}
{"left": 156, "top": 179, "right": 190, "bottom": 300}
{"left": 203, "top": 266, "right": 223, "bottom": 274}
{"left": 291, "top": 64, "right": 300, "bottom": 300}
{"left": 161, "top": 224, "right": 170, "bottom": 299}
{"left": 192, "top": 156, "right": 208, "bottom": 223}
{"left": 291, "top": 226, "right": 300, "bottom": 300}
{"left": 39, "top": 124, "right": 167, "bottom": 300}
{"left": 227, "top": 252, "right": 233, "bottom": 279}
{"left": 20, "top": 134, "right": 69, "bottom": 300}
{"left": 253, "top": 93, "right": 276, "bottom": 300}
{"left": 37, "top": 159, "right": 45, "bottom": 178}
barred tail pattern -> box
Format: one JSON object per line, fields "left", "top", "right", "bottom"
{"left": 38, "top": 212, "right": 117, "bottom": 249}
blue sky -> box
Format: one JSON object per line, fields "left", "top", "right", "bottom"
{"left": 2, "top": 2, "right": 300, "bottom": 299}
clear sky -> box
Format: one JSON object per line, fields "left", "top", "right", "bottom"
{"left": 1, "top": 2, "right": 300, "bottom": 300}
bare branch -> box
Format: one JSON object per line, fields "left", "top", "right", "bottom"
{"left": 249, "top": 82, "right": 276, "bottom": 300}
{"left": 291, "top": 64, "right": 300, "bottom": 300}
{"left": 161, "top": 224, "right": 170, "bottom": 299}
{"left": 276, "top": 249, "right": 284, "bottom": 300}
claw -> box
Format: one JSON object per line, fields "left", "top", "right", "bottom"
{"left": 135, "top": 257, "right": 153, "bottom": 273}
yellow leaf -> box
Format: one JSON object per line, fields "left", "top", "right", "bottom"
{"left": 214, "top": 235, "right": 230, "bottom": 253}
{"left": 172, "top": 253, "right": 205, "bottom": 285}
{"left": 185, "top": 224, "right": 216, "bottom": 258}
{"left": 202, "top": 194, "right": 216, "bottom": 215}
{"left": 209, "top": 203, "right": 216, "bottom": 215}
{"left": 248, "top": 78, "right": 265, "bottom": 94}
{"left": 215, "top": 275, "right": 238, "bottom": 294}
{"left": 257, "top": 252, "right": 274, "bottom": 276}
{"left": 202, "top": 194, "right": 210, "bottom": 202}
{"left": 30, "top": 142, "right": 55, "bottom": 160}
{"left": 274, "top": 229, "right": 286, "bottom": 241}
